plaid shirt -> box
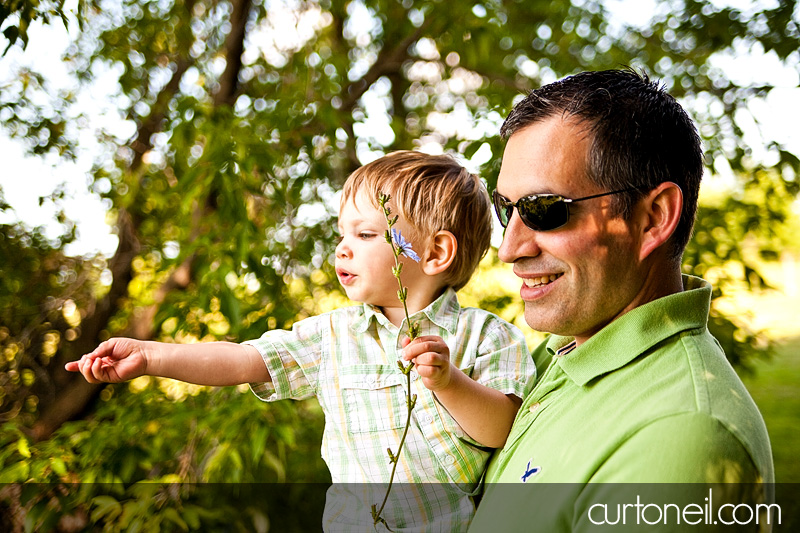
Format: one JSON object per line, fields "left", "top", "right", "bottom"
{"left": 245, "top": 288, "right": 535, "bottom": 532}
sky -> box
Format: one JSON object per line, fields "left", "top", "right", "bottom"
{"left": 0, "top": 7, "right": 120, "bottom": 256}
{"left": 1, "top": 0, "right": 799, "bottom": 258}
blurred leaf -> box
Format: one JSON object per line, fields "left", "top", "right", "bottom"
{"left": 90, "top": 495, "right": 122, "bottom": 522}
{"left": 2, "top": 0, "right": 800, "bottom": 527}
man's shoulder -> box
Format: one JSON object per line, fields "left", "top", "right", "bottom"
{"left": 618, "top": 325, "right": 761, "bottom": 423}
{"left": 602, "top": 410, "right": 770, "bottom": 483}
{"left": 604, "top": 328, "right": 773, "bottom": 483}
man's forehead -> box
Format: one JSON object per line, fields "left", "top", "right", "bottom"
{"left": 497, "top": 118, "right": 592, "bottom": 196}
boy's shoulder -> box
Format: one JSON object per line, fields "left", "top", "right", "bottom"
{"left": 445, "top": 291, "right": 512, "bottom": 323}
{"left": 265, "top": 304, "right": 368, "bottom": 333}
{"left": 449, "top": 298, "right": 526, "bottom": 338}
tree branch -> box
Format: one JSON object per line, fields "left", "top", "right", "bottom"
{"left": 338, "top": 18, "right": 432, "bottom": 113}
{"left": 32, "top": 3, "right": 202, "bottom": 440}
{"left": 214, "top": 0, "right": 252, "bottom": 107}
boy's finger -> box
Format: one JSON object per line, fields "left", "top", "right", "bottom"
{"left": 91, "top": 356, "right": 105, "bottom": 383}
{"left": 401, "top": 342, "right": 419, "bottom": 359}
{"left": 77, "top": 358, "right": 97, "bottom": 384}
{"left": 402, "top": 343, "right": 429, "bottom": 360}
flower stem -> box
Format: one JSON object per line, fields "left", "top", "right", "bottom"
{"left": 372, "top": 193, "right": 419, "bottom": 530}
{"left": 371, "top": 369, "right": 415, "bottom": 529}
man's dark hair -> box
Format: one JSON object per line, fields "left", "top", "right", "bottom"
{"left": 501, "top": 69, "right": 704, "bottom": 260}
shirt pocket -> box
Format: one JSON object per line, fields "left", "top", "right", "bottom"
{"left": 339, "top": 364, "right": 409, "bottom": 433}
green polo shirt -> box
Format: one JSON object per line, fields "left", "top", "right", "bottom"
{"left": 470, "top": 276, "right": 775, "bottom": 532}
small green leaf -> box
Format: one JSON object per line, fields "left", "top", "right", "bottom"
{"left": 17, "top": 438, "right": 31, "bottom": 458}
{"left": 90, "top": 495, "right": 122, "bottom": 522}
{"left": 162, "top": 508, "right": 189, "bottom": 531}
{"left": 50, "top": 457, "right": 67, "bottom": 476}
{"left": 0, "top": 461, "right": 30, "bottom": 482}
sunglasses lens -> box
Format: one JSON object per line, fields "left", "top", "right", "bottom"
{"left": 492, "top": 191, "right": 570, "bottom": 231}
{"left": 518, "top": 195, "right": 569, "bottom": 231}
{"left": 492, "top": 191, "right": 512, "bottom": 227}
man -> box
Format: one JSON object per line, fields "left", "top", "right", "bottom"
{"left": 470, "top": 70, "right": 774, "bottom": 532}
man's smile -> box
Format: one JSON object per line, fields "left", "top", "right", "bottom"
{"left": 522, "top": 273, "right": 563, "bottom": 288}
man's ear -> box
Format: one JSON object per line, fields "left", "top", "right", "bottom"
{"left": 421, "top": 230, "right": 457, "bottom": 276}
{"left": 637, "top": 182, "right": 683, "bottom": 261}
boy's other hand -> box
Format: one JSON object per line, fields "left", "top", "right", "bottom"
{"left": 401, "top": 335, "right": 453, "bottom": 391}
{"left": 65, "top": 338, "right": 148, "bottom": 384}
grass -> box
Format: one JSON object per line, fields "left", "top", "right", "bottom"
{"left": 742, "top": 336, "right": 800, "bottom": 484}
{"left": 713, "top": 260, "right": 800, "bottom": 483}
{"left": 732, "top": 274, "right": 800, "bottom": 531}
{"left": 743, "top": 337, "right": 800, "bottom": 531}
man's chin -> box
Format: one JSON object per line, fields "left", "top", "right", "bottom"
{"left": 523, "top": 307, "right": 551, "bottom": 334}
{"left": 522, "top": 306, "right": 575, "bottom": 337}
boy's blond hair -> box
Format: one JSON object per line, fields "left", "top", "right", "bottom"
{"left": 341, "top": 150, "right": 492, "bottom": 291}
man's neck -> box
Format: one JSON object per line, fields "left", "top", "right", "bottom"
{"left": 573, "top": 264, "right": 684, "bottom": 346}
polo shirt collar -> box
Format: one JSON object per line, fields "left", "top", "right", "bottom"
{"left": 352, "top": 287, "right": 461, "bottom": 335}
{"left": 548, "top": 275, "right": 712, "bottom": 387}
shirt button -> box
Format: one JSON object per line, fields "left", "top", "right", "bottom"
{"left": 440, "top": 453, "right": 455, "bottom": 464}
{"left": 528, "top": 402, "right": 541, "bottom": 413}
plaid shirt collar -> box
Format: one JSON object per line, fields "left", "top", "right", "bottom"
{"left": 352, "top": 287, "right": 461, "bottom": 336}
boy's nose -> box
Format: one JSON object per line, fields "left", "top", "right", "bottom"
{"left": 336, "top": 240, "right": 352, "bottom": 258}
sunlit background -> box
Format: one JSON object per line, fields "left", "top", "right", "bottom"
{"left": 1, "top": 0, "right": 798, "bottom": 530}
{"left": 2, "top": 0, "right": 800, "bottom": 256}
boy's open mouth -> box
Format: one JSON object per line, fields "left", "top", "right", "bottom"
{"left": 337, "top": 269, "right": 355, "bottom": 284}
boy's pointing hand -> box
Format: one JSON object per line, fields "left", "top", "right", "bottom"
{"left": 65, "top": 338, "right": 148, "bottom": 384}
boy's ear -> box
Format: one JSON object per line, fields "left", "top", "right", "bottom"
{"left": 637, "top": 182, "right": 682, "bottom": 261}
{"left": 421, "top": 230, "right": 457, "bottom": 276}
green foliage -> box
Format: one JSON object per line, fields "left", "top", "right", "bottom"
{"left": 0, "top": 383, "right": 328, "bottom": 531}
{"left": 1, "top": 0, "right": 800, "bottom": 526}
{"left": 0, "top": 0, "right": 71, "bottom": 55}
{"left": 683, "top": 168, "right": 799, "bottom": 369}
{"left": 0, "top": 218, "right": 103, "bottom": 426}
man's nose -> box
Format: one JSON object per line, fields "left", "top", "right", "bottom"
{"left": 497, "top": 211, "right": 541, "bottom": 263}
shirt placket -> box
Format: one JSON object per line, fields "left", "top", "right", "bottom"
{"left": 499, "top": 355, "right": 564, "bottom": 459}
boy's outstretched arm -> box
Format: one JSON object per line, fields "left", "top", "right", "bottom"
{"left": 65, "top": 338, "right": 270, "bottom": 386}
{"left": 402, "top": 336, "right": 522, "bottom": 449}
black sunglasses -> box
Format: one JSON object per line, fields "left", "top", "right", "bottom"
{"left": 492, "top": 187, "right": 638, "bottom": 231}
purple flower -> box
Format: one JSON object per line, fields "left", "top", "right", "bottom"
{"left": 391, "top": 228, "right": 420, "bottom": 262}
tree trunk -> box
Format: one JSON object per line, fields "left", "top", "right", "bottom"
{"left": 30, "top": 3, "right": 225, "bottom": 440}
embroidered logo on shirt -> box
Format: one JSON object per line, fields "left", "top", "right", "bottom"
{"left": 520, "top": 460, "right": 541, "bottom": 482}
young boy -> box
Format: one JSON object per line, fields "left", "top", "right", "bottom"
{"left": 67, "top": 151, "right": 535, "bottom": 531}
